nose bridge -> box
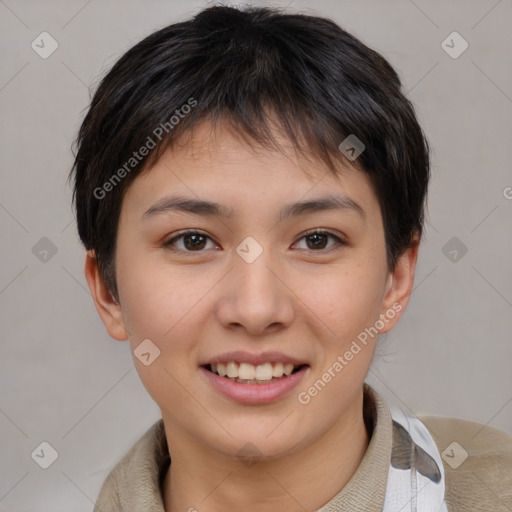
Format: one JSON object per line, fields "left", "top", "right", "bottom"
{"left": 234, "top": 235, "right": 280, "bottom": 302}
{"left": 216, "top": 235, "right": 293, "bottom": 333}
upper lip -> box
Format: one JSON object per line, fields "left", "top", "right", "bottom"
{"left": 200, "top": 351, "right": 308, "bottom": 367}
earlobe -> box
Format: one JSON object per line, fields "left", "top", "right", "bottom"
{"left": 378, "top": 238, "right": 420, "bottom": 334}
{"left": 84, "top": 250, "right": 129, "bottom": 341}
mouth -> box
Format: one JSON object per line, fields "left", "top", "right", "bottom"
{"left": 202, "top": 361, "right": 308, "bottom": 384}
{"left": 199, "top": 352, "right": 310, "bottom": 404}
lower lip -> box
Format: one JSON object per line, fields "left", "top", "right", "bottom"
{"left": 199, "top": 366, "right": 309, "bottom": 405}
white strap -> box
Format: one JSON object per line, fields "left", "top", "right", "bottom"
{"left": 382, "top": 405, "right": 448, "bottom": 512}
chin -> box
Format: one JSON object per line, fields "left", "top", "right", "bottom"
{"left": 220, "top": 418, "right": 311, "bottom": 458}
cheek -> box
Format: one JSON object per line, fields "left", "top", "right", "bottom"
{"left": 115, "top": 258, "right": 205, "bottom": 410}
{"left": 297, "top": 269, "right": 383, "bottom": 416}
{"left": 316, "top": 264, "right": 384, "bottom": 341}
{"left": 116, "top": 246, "right": 219, "bottom": 371}
{"left": 115, "top": 243, "right": 174, "bottom": 349}
{"left": 118, "top": 266, "right": 199, "bottom": 345}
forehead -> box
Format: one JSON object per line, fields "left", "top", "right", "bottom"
{"left": 122, "top": 120, "right": 381, "bottom": 224}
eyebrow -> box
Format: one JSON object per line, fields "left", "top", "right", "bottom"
{"left": 142, "top": 193, "right": 366, "bottom": 221}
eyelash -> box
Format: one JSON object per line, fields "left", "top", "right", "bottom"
{"left": 162, "top": 229, "right": 347, "bottom": 255}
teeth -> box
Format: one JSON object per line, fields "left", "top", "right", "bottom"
{"left": 255, "top": 363, "right": 273, "bottom": 380}
{"left": 272, "top": 362, "right": 283, "bottom": 377}
{"left": 226, "top": 361, "right": 238, "bottom": 378}
{"left": 208, "top": 361, "right": 301, "bottom": 381}
{"left": 239, "top": 363, "right": 256, "bottom": 380}
{"left": 283, "top": 363, "right": 294, "bottom": 375}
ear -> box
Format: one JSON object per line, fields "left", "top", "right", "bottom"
{"left": 378, "top": 234, "right": 420, "bottom": 335}
{"left": 84, "top": 250, "right": 129, "bottom": 341}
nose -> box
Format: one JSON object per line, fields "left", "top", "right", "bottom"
{"left": 214, "top": 243, "right": 295, "bottom": 336}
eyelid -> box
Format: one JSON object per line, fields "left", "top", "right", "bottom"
{"left": 299, "top": 228, "right": 347, "bottom": 244}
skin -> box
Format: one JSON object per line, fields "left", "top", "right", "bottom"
{"left": 85, "top": 120, "right": 418, "bottom": 512}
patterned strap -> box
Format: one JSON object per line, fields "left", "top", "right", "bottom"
{"left": 382, "top": 405, "right": 448, "bottom": 512}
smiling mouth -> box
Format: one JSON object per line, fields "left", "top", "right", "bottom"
{"left": 203, "top": 362, "right": 307, "bottom": 384}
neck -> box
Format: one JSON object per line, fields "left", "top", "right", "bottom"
{"left": 162, "top": 388, "right": 370, "bottom": 512}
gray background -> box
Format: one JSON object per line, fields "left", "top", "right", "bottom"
{"left": 1, "top": 0, "right": 511, "bottom": 509}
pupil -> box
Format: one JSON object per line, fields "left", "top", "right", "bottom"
{"left": 185, "top": 234, "right": 205, "bottom": 250}
{"left": 308, "top": 233, "right": 326, "bottom": 249}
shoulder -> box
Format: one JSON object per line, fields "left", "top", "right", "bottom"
{"left": 419, "top": 414, "right": 512, "bottom": 512}
{"left": 93, "top": 419, "right": 168, "bottom": 511}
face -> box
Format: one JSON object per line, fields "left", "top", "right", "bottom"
{"left": 86, "top": 120, "right": 417, "bottom": 460}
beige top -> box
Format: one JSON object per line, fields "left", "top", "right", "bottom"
{"left": 94, "top": 384, "right": 512, "bottom": 511}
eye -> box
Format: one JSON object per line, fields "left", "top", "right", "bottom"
{"left": 163, "top": 230, "right": 218, "bottom": 252}
{"left": 292, "top": 229, "right": 346, "bottom": 253}
{"left": 162, "top": 229, "right": 346, "bottom": 253}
